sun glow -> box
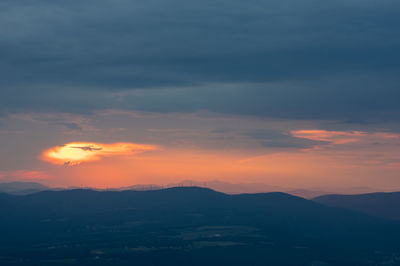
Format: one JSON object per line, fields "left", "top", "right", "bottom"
{"left": 42, "top": 142, "right": 158, "bottom": 165}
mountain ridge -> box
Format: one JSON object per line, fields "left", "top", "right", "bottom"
{"left": 313, "top": 191, "right": 400, "bottom": 220}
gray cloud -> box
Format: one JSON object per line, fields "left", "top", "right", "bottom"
{"left": 242, "top": 129, "right": 328, "bottom": 149}
{"left": 1, "top": 0, "right": 400, "bottom": 121}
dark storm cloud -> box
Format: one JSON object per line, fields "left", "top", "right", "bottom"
{"left": 1, "top": 0, "right": 400, "bottom": 121}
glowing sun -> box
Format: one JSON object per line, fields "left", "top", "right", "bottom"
{"left": 42, "top": 142, "right": 158, "bottom": 166}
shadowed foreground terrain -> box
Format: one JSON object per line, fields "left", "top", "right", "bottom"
{"left": 1, "top": 187, "right": 400, "bottom": 265}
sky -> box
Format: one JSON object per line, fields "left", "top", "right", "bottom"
{"left": 1, "top": 0, "right": 400, "bottom": 191}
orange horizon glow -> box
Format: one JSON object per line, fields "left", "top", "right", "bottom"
{"left": 33, "top": 128, "right": 400, "bottom": 190}
{"left": 39, "top": 146, "right": 400, "bottom": 190}
{"left": 42, "top": 142, "right": 159, "bottom": 166}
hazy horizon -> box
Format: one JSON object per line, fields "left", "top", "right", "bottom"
{"left": 2, "top": 179, "right": 399, "bottom": 197}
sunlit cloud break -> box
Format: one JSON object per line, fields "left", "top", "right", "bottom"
{"left": 291, "top": 130, "right": 367, "bottom": 145}
{"left": 42, "top": 142, "right": 159, "bottom": 166}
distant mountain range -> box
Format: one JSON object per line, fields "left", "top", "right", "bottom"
{"left": 2, "top": 181, "right": 399, "bottom": 222}
{"left": 0, "top": 181, "right": 49, "bottom": 195}
{"left": 0, "top": 180, "right": 386, "bottom": 199}
{"left": 112, "top": 180, "right": 379, "bottom": 199}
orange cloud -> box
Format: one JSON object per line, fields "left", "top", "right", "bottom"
{"left": 291, "top": 130, "right": 366, "bottom": 145}
{"left": 373, "top": 132, "right": 400, "bottom": 140}
{"left": 42, "top": 142, "right": 159, "bottom": 165}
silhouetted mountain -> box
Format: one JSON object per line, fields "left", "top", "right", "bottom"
{"left": 166, "top": 180, "right": 283, "bottom": 194}
{"left": 287, "top": 189, "right": 331, "bottom": 199}
{"left": 0, "top": 181, "right": 49, "bottom": 195}
{"left": 313, "top": 191, "right": 400, "bottom": 220}
{"left": 1, "top": 187, "right": 400, "bottom": 265}
{"left": 114, "top": 184, "right": 162, "bottom": 191}
{"left": 115, "top": 180, "right": 378, "bottom": 199}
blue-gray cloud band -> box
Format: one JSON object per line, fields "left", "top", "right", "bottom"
{"left": 1, "top": 0, "right": 400, "bottom": 121}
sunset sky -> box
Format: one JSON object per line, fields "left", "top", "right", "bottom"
{"left": 1, "top": 0, "right": 400, "bottom": 191}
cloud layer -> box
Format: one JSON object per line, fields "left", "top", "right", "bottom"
{"left": 1, "top": 0, "right": 400, "bottom": 121}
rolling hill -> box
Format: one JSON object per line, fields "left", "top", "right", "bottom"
{"left": 313, "top": 191, "right": 400, "bottom": 220}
